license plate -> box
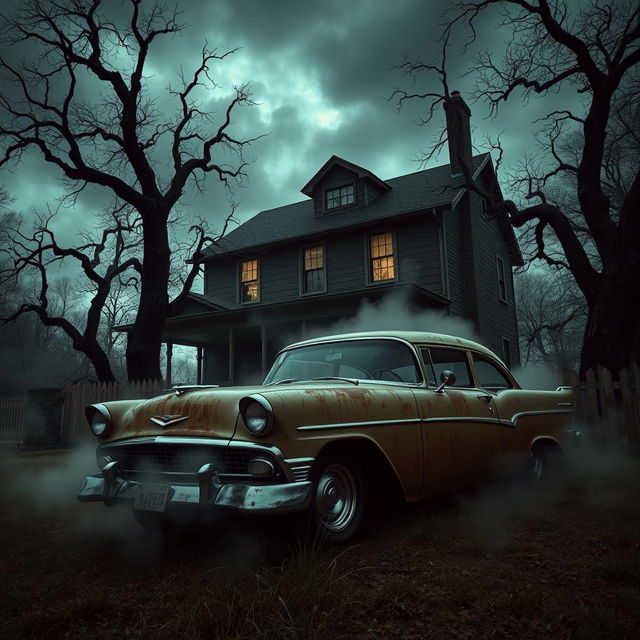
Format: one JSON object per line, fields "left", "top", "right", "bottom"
{"left": 133, "top": 484, "right": 170, "bottom": 512}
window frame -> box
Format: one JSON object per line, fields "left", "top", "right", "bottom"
{"left": 367, "top": 230, "right": 398, "bottom": 285}
{"left": 438, "top": 212, "right": 450, "bottom": 298}
{"left": 325, "top": 183, "right": 355, "bottom": 211}
{"left": 419, "top": 345, "right": 474, "bottom": 389}
{"left": 471, "top": 353, "right": 515, "bottom": 393}
{"left": 238, "top": 257, "right": 260, "bottom": 304}
{"left": 264, "top": 337, "right": 424, "bottom": 387}
{"left": 299, "top": 243, "right": 327, "bottom": 296}
{"left": 496, "top": 255, "right": 508, "bottom": 303}
{"left": 501, "top": 337, "right": 512, "bottom": 369}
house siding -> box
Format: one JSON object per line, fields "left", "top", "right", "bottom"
{"left": 443, "top": 207, "right": 465, "bottom": 316}
{"left": 467, "top": 188, "right": 521, "bottom": 365}
{"left": 205, "top": 257, "right": 237, "bottom": 305}
{"left": 261, "top": 245, "right": 299, "bottom": 303}
{"left": 395, "top": 214, "right": 442, "bottom": 295}
{"left": 203, "top": 214, "right": 445, "bottom": 307}
{"left": 326, "top": 230, "right": 367, "bottom": 292}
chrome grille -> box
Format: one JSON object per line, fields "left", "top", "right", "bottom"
{"left": 99, "top": 442, "right": 269, "bottom": 476}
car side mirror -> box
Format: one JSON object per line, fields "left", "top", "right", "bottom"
{"left": 435, "top": 369, "right": 456, "bottom": 393}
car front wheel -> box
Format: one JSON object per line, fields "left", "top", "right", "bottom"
{"left": 310, "top": 455, "right": 366, "bottom": 544}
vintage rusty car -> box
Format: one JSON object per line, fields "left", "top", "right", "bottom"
{"left": 78, "top": 331, "right": 577, "bottom": 542}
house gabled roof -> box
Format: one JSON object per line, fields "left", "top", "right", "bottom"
{"left": 204, "top": 154, "right": 491, "bottom": 258}
{"left": 300, "top": 154, "right": 390, "bottom": 196}
{"left": 168, "top": 291, "right": 237, "bottom": 319}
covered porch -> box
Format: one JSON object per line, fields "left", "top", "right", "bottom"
{"left": 160, "top": 283, "right": 450, "bottom": 386}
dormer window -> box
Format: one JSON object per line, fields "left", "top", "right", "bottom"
{"left": 326, "top": 184, "right": 354, "bottom": 210}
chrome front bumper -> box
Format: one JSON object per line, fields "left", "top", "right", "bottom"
{"left": 77, "top": 461, "right": 312, "bottom": 515}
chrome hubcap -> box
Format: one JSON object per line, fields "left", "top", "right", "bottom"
{"left": 315, "top": 464, "right": 357, "bottom": 533}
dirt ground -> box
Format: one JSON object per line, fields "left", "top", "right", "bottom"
{"left": 0, "top": 447, "right": 639, "bottom": 640}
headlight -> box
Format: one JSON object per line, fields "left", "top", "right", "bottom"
{"left": 239, "top": 395, "right": 274, "bottom": 436}
{"left": 85, "top": 404, "right": 112, "bottom": 437}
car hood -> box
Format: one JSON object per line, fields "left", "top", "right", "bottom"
{"left": 100, "top": 386, "right": 263, "bottom": 443}
{"left": 257, "top": 381, "right": 420, "bottom": 427}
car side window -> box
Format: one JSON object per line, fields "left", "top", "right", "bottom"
{"left": 473, "top": 356, "right": 513, "bottom": 392}
{"left": 421, "top": 347, "right": 472, "bottom": 388}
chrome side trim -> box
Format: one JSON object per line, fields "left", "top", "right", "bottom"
{"left": 510, "top": 409, "right": 573, "bottom": 423}
{"left": 295, "top": 409, "right": 573, "bottom": 433}
{"left": 284, "top": 457, "right": 315, "bottom": 482}
{"left": 421, "top": 416, "right": 514, "bottom": 427}
{"left": 284, "top": 457, "right": 315, "bottom": 465}
{"left": 290, "top": 466, "right": 312, "bottom": 482}
{"left": 297, "top": 418, "right": 421, "bottom": 432}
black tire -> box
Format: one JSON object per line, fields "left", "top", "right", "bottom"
{"left": 526, "top": 444, "right": 562, "bottom": 483}
{"left": 309, "top": 454, "right": 367, "bottom": 544}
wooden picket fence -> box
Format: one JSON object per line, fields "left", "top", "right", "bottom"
{"left": 564, "top": 366, "right": 640, "bottom": 446}
{"left": 61, "top": 380, "right": 167, "bottom": 445}
{"left": 0, "top": 394, "right": 28, "bottom": 446}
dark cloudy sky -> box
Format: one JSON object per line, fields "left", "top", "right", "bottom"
{"left": 1, "top": 0, "right": 579, "bottom": 246}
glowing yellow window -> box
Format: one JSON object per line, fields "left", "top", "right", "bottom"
{"left": 240, "top": 259, "right": 259, "bottom": 302}
{"left": 370, "top": 232, "right": 395, "bottom": 281}
{"left": 303, "top": 246, "right": 325, "bottom": 293}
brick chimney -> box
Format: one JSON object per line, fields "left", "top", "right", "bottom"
{"left": 443, "top": 91, "right": 472, "bottom": 177}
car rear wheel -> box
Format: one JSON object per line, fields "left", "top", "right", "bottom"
{"left": 310, "top": 455, "right": 366, "bottom": 544}
{"left": 526, "top": 444, "right": 562, "bottom": 483}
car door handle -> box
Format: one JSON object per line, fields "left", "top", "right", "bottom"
{"left": 477, "top": 394, "right": 493, "bottom": 402}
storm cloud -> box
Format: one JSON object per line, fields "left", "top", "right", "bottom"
{"left": 1, "top": 0, "right": 583, "bottom": 247}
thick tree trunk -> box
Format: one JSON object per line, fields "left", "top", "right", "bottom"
{"left": 580, "top": 260, "right": 640, "bottom": 377}
{"left": 126, "top": 211, "right": 170, "bottom": 381}
{"left": 83, "top": 342, "right": 117, "bottom": 383}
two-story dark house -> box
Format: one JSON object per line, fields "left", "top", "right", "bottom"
{"left": 159, "top": 93, "right": 523, "bottom": 385}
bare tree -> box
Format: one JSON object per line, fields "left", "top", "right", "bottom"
{"left": 395, "top": 0, "right": 640, "bottom": 375}
{"left": 0, "top": 0, "right": 259, "bottom": 380}
{"left": 515, "top": 270, "right": 586, "bottom": 370}
{"left": 0, "top": 206, "right": 141, "bottom": 381}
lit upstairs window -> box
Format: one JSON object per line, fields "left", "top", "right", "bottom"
{"left": 370, "top": 232, "right": 395, "bottom": 281}
{"left": 240, "top": 259, "right": 259, "bottom": 303}
{"left": 326, "top": 184, "right": 354, "bottom": 210}
{"left": 302, "top": 246, "right": 325, "bottom": 294}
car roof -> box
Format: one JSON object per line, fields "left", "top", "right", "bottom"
{"left": 286, "top": 331, "right": 499, "bottom": 360}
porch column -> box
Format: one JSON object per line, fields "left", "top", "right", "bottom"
{"left": 261, "top": 324, "right": 268, "bottom": 379}
{"left": 228, "top": 328, "right": 235, "bottom": 385}
{"left": 196, "top": 347, "right": 203, "bottom": 385}
{"left": 166, "top": 341, "right": 173, "bottom": 387}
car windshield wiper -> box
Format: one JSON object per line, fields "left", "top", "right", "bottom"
{"left": 310, "top": 376, "right": 360, "bottom": 385}
{"left": 265, "top": 378, "right": 300, "bottom": 386}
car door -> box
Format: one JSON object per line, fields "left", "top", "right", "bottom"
{"left": 415, "top": 346, "right": 502, "bottom": 494}
{"left": 470, "top": 352, "right": 564, "bottom": 474}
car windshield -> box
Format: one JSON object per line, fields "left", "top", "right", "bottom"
{"left": 263, "top": 339, "right": 422, "bottom": 385}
